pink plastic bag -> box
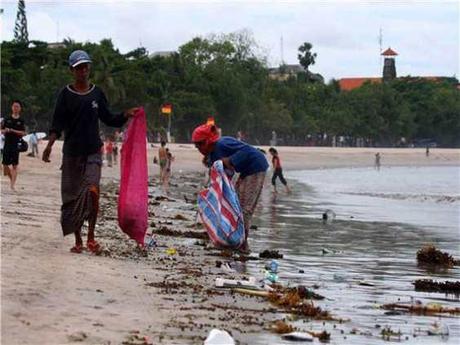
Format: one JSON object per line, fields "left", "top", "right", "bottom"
{"left": 118, "top": 107, "right": 148, "bottom": 245}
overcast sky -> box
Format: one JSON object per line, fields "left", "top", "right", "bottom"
{"left": 1, "top": 0, "right": 458, "bottom": 81}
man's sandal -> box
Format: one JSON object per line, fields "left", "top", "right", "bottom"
{"left": 70, "top": 245, "right": 83, "bottom": 254}
{"left": 87, "top": 240, "right": 101, "bottom": 253}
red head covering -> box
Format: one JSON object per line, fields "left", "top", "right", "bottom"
{"left": 192, "top": 124, "right": 220, "bottom": 144}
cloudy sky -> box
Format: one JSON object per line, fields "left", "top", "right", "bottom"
{"left": 1, "top": 0, "right": 458, "bottom": 81}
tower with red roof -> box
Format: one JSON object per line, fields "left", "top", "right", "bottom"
{"left": 381, "top": 47, "right": 398, "bottom": 81}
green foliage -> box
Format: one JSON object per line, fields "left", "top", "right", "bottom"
{"left": 297, "top": 42, "right": 317, "bottom": 74}
{"left": 1, "top": 35, "right": 459, "bottom": 147}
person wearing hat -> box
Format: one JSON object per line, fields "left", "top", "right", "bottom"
{"left": 42, "top": 50, "right": 138, "bottom": 254}
{"left": 192, "top": 124, "right": 268, "bottom": 252}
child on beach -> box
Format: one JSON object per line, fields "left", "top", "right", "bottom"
{"left": 268, "top": 147, "right": 291, "bottom": 194}
{"left": 42, "top": 50, "right": 138, "bottom": 254}
{"left": 192, "top": 123, "right": 268, "bottom": 252}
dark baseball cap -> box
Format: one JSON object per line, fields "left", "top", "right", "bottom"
{"left": 68, "top": 50, "right": 92, "bottom": 68}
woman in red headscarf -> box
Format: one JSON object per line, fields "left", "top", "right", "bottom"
{"left": 192, "top": 124, "right": 268, "bottom": 252}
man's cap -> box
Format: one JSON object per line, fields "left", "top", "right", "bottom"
{"left": 68, "top": 50, "right": 92, "bottom": 68}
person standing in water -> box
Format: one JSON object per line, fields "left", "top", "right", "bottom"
{"left": 375, "top": 152, "right": 381, "bottom": 171}
{"left": 42, "top": 50, "right": 138, "bottom": 254}
{"left": 268, "top": 147, "right": 290, "bottom": 194}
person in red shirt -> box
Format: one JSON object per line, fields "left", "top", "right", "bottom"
{"left": 269, "top": 147, "right": 290, "bottom": 194}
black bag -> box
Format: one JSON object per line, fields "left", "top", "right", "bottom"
{"left": 18, "top": 138, "right": 29, "bottom": 152}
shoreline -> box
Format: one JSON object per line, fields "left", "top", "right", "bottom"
{"left": 1, "top": 141, "right": 460, "bottom": 344}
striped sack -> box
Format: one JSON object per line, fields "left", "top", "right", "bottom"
{"left": 198, "top": 160, "right": 245, "bottom": 248}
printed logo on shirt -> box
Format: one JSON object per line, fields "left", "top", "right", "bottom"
{"left": 92, "top": 101, "right": 99, "bottom": 109}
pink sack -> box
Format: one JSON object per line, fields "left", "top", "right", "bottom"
{"left": 118, "top": 107, "right": 148, "bottom": 245}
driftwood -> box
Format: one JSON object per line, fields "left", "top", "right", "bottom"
{"left": 382, "top": 303, "right": 460, "bottom": 316}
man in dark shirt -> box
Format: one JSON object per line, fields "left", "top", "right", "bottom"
{"left": 1, "top": 100, "right": 26, "bottom": 191}
{"left": 42, "top": 50, "right": 138, "bottom": 254}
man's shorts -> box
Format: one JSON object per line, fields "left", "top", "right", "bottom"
{"left": 2, "top": 150, "right": 19, "bottom": 166}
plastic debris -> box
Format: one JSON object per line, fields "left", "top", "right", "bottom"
{"left": 215, "top": 277, "right": 258, "bottom": 289}
{"left": 281, "top": 332, "right": 314, "bottom": 342}
{"left": 204, "top": 329, "right": 235, "bottom": 345}
{"left": 166, "top": 248, "right": 177, "bottom": 255}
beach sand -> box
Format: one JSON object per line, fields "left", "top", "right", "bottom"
{"left": 1, "top": 142, "right": 459, "bottom": 344}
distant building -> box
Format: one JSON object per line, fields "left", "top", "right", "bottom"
{"left": 47, "top": 42, "right": 66, "bottom": 49}
{"left": 149, "top": 51, "right": 175, "bottom": 58}
{"left": 338, "top": 47, "right": 456, "bottom": 91}
{"left": 269, "top": 64, "right": 324, "bottom": 82}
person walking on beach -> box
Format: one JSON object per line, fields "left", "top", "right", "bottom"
{"left": 158, "top": 140, "right": 167, "bottom": 181}
{"left": 104, "top": 136, "right": 114, "bottom": 167}
{"left": 375, "top": 152, "right": 381, "bottom": 171}
{"left": 192, "top": 123, "right": 268, "bottom": 252}
{"left": 29, "top": 131, "right": 39, "bottom": 157}
{"left": 42, "top": 50, "right": 138, "bottom": 254}
{"left": 1, "top": 100, "right": 26, "bottom": 191}
{"left": 162, "top": 148, "right": 174, "bottom": 195}
{"left": 268, "top": 147, "right": 290, "bottom": 194}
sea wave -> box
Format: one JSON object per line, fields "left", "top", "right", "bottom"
{"left": 345, "top": 192, "right": 460, "bottom": 204}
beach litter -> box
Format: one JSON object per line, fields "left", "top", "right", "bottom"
{"left": 416, "top": 245, "right": 459, "bottom": 268}
{"left": 413, "top": 279, "right": 460, "bottom": 294}
{"left": 204, "top": 329, "right": 235, "bottom": 345}
{"left": 215, "top": 277, "right": 258, "bottom": 290}
{"left": 281, "top": 332, "right": 314, "bottom": 342}
{"left": 382, "top": 302, "right": 460, "bottom": 316}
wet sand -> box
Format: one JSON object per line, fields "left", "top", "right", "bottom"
{"left": 1, "top": 142, "right": 459, "bottom": 344}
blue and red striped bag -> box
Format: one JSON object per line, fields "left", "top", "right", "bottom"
{"left": 198, "top": 160, "right": 245, "bottom": 249}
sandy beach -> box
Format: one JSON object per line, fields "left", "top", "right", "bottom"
{"left": 1, "top": 142, "right": 459, "bottom": 345}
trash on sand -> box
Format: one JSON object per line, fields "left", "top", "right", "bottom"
{"left": 265, "top": 260, "right": 279, "bottom": 273}
{"left": 322, "top": 209, "right": 336, "bottom": 223}
{"left": 264, "top": 271, "right": 279, "bottom": 283}
{"left": 145, "top": 234, "right": 156, "bottom": 249}
{"left": 221, "top": 262, "right": 236, "bottom": 273}
{"left": 427, "top": 322, "right": 449, "bottom": 336}
{"left": 281, "top": 332, "right": 314, "bottom": 342}
{"left": 166, "top": 248, "right": 177, "bottom": 255}
{"left": 215, "top": 277, "right": 258, "bottom": 290}
{"left": 382, "top": 302, "right": 460, "bottom": 315}
{"left": 413, "top": 279, "right": 460, "bottom": 294}
{"left": 232, "top": 288, "right": 270, "bottom": 297}
{"left": 416, "top": 245, "right": 459, "bottom": 268}
{"left": 204, "top": 329, "right": 235, "bottom": 345}
{"left": 259, "top": 250, "right": 283, "bottom": 259}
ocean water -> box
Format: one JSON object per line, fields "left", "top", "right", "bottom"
{"left": 249, "top": 166, "right": 460, "bottom": 345}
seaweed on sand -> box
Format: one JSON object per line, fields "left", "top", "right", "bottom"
{"left": 267, "top": 290, "right": 334, "bottom": 320}
{"left": 413, "top": 279, "right": 460, "bottom": 294}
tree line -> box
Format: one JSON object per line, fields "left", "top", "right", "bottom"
{"left": 1, "top": 32, "right": 459, "bottom": 147}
